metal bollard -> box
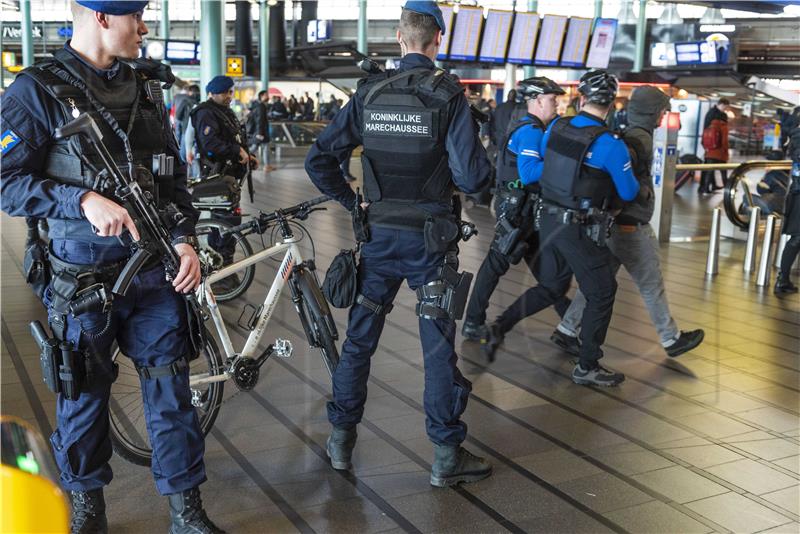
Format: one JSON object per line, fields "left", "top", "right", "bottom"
{"left": 774, "top": 232, "right": 788, "bottom": 269}
{"left": 743, "top": 206, "right": 760, "bottom": 273}
{"left": 706, "top": 208, "right": 721, "bottom": 275}
{"left": 756, "top": 214, "right": 777, "bottom": 287}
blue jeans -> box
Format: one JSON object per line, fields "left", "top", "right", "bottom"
{"left": 45, "top": 240, "right": 206, "bottom": 495}
{"left": 327, "top": 227, "right": 471, "bottom": 446}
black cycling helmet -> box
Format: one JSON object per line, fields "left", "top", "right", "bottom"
{"left": 578, "top": 69, "right": 618, "bottom": 106}
{"left": 517, "top": 76, "right": 566, "bottom": 102}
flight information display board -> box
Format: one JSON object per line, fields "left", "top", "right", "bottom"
{"left": 560, "top": 17, "right": 592, "bottom": 67}
{"left": 675, "top": 41, "right": 718, "bottom": 64}
{"left": 478, "top": 9, "right": 514, "bottom": 63}
{"left": 585, "top": 18, "right": 618, "bottom": 69}
{"left": 507, "top": 12, "right": 540, "bottom": 64}
{"left": 165, "top": 40, "right": 199, "bottom": 64}
{"left": 448, "top": 5, "right": 484, "bottom": 61}
{"left": 436, "top": 5, "right": 456, "bottom": 61}
{"left": 534, "top": 15, "right": 567, "bottom": 66}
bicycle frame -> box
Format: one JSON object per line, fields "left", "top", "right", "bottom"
{"left": 190, "top": 235, "right": 304, "bottom": 387}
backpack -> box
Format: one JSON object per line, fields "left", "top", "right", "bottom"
{"left": 702, "top": 124, "right": 721, "bottom": 150}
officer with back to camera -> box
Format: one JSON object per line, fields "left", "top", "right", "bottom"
{"left": 0, "top": 1, "right": 223, "bottom": 532}
{"left": 190, "top": 75, "right": 258, "bottom": 292}
{"left": 552, "top": 86, "right": 705, "bottom": 358}
{"left": 462, "top": 77, "right": 571, "bottom": 349}
{"left": 482, "top": 70, "right": 639, "bottom": 387}
{"left": 305, "top": 0, "right": 493, "bottom": 487}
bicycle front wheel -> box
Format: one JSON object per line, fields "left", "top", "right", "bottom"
{"left": 108, "top": 329, "right": 225, "bottom": 467}
{"left": 196, "top": 219, "right": 255, "bottom": 302}
{"left": 297, "top": 270, "right": 340, "bottom": 377}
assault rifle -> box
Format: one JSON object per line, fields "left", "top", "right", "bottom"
{"left": 54, "top": 113, "right": 205, "bottom": 350}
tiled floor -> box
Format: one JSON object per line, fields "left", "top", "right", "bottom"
{"left": 2, "top": 158, "right": 798, "bottom": 533}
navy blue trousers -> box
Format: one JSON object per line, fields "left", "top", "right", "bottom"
{"left": 326, "top": 228, "right": 471, "bottom": 446}
{"left": 46, "top": 240, "right": 206, "bottom": 495}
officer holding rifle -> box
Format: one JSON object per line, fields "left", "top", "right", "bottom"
{"left": 0, "top": 1, "right": 222, "bottom": 532}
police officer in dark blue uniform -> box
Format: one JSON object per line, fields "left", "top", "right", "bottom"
{"left": 482, "top": 70, "right": 639, "bottom": 387}
{"left": 0, "top": 2, "right": 223, "bottom": 532}
{"left": 190, "top": 75, "right": 258, "bottom": 292}
{"left": 305, "top": 1, "right": 493, "bottom": 487}
{"left": 462, "top": 77, "right": 572, "bottom": 349}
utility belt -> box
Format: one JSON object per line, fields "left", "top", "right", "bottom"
{"left": 541, "top": 201, "right": 613, "bottom": 248}
{"left": 30, "top": 250, "right": 126, "bottom": 401}
{"left": 492, "top": 189, "right": 540, "bottom": 264}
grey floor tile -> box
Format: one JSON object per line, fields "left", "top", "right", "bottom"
{"left": 732, "top": 438, "right": 800, "bottom": 461}
{"left": 679, "top": 412, "right": 760, "bottom": 438}
{"left": 705, "top": 458, "right": 798, "bottom": 495}
{"left": 556, "top": 472, "right": 654, "bottom": 513}
{"left": 756, "top": 522, "right": 800, "bottom": 534}
{"left": 387, "top": 489, "right": 502, "bottom": 532}
{"left": 772, "top": 455, "right": 800, "bottom": 475}
{"left": 737, "top": 406, "right": 800, "bottom": 433}
{"left": 514, "top": 510, "right": 617, "bottom": 533}
{"left": 513, "top": 448, "right": 605, "bottom": 485}
{"left": 465, "top": 468, "right": 576, "bottom": 521}
{"left": 605, "top": 500, "right": 714, "bottom": 534}
{"left": 592, "top": 442, "right": 676, "bottom": 476}
{"left": 761, "top": 485, "right": 800, "bottom": 516}
{"left": 631, "top": 465, "right": 729, "bottom": 503}
{"left": 298, "top": 495, "right": 399, "bottom": 533}
{"left": 661, "top": 443, "right": 745, "bottom": 468}
{"left": 685, "top": 492, "right": 793, "bottom": 533}
{"left": 690, "top": 390, "right": 770, "bottom": 413}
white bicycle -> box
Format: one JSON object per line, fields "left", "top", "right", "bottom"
{"left": 108, "top": 196, "right": 340, "bottom": 466}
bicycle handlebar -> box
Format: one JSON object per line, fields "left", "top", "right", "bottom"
{"left": 222, "top": 195, "right": 331, "bottom": 236}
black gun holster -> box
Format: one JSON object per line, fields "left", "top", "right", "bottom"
{"left": 491, "top": 191, "right": 538, "bottom": 264}
{"left": 415, "top": 249, "right": 473, "bottom": 321}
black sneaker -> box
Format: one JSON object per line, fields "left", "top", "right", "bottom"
{"left": 480, "top": 323, "right": 504, "bottom": 363}
{"left": 665, "top": 329, "right": 705, "bottom": 358}
{"left": 571, "top": 363, "right": 625, "bottom": 387}
{"left": 461, "top": 321, "right": 489, "bottom": 342}
{"left": 550, "top": 329, "right": 580, "bottom": 356}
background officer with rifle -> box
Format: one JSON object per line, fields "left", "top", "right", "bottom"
{"left": 462, "top": 77, "right": 571, "bottom": 353}
{"left": 306, "top": 0, "right": 492, "bottom": 488}
{"left": 0, "top": 1, "right": 222, "bottom": 532}
{"left": 482, "top": 70, "right": 639, "bottom": 387}
{"left": 191, "top": 75, "right": 259, "bottom": 293}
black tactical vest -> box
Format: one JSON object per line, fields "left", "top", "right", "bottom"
{"left": 540, "top": 113, "right": 617, "bottom": 210}
{"left": 20, "top": 49, "right": 172, "bottom": 204}
{"left": 495, "top": 115, "right": 543, "bottom": 189}
{"left": 359, "top": 67, "right": 464, "bottom": 227}
{"left": 190, "top": 100, "right": 245, "bottom": 170}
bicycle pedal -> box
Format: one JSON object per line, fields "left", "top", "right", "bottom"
{"left": 274, "top": 338, "right": 293, "bottom": 358}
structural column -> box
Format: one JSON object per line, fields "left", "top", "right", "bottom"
{"left": 160, "top": 0, "right": 171, "bottom": 105}
{"left": 200, "top": 0, "right": 224, "bottom": 94}
{"left": 633, "top": 0, "right": 647, "bottom": 73}
{"left": 594, "top": 0, "right": 603, "bottom": 19}
{"left": 21, "top": 0, "right": 34, "bottom": 67}
{"left": 260, "top": 0, "right": 270, "bottom": 91}
{"left": 523, "top": 0, "right": 538, "bottom": 78}
{"left": 358, "top": 0, "right": 367, "bottom": 56}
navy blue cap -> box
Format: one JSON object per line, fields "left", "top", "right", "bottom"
{"left": 76, "top": 1, "right": 149, "bottom": 15}
{"left": 403, "top": 1, "right": 446, "bottom": 35}
{"left": 206, "top": 75, "right": 234, "bottom": 95}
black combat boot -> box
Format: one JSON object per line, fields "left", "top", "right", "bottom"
{"left": 69, "top": 489, "right": 108, "bottom": 534}
{"left": 480, "top": 323, "right": 504, "bottom": 363}
{"left": 430, "top": 444, "right": 492, "bottom": 487}
{"left": 774, "top": 273, "right": 799, "bottom": 297}
{"left": 461, "top": 321, "right": 489, "bottom": 342}
{"left": 326, "top": 426, "right": 357, "bottom": 470}
{"left": 550, "top": 329, "right": 580, "bottom": 356}
{"left": 168, "top": 487, "right": 225, "bottom": 534}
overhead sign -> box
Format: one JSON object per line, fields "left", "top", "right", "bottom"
{"left": 2, "top": 25, "right": 43, "bottom": 40}
{"left": 226, "top": 55, "right": 245, "bottom": 77}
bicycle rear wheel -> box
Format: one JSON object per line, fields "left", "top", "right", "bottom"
{"left": 196, "top": 219, "right": 255, "bottom": 302}
{"left": 108, "top": 329, "right": 224, "bottom": 466}
{"left": 296, "top": 270, "right": 340, "bottom": 377}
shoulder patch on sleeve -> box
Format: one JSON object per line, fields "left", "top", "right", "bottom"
{"left": 0, "top": 129, "right": 22, "bottom": 155}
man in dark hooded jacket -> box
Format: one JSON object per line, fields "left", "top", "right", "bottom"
{"left": 552, "top": 86, "right": 705, "bottom": 358}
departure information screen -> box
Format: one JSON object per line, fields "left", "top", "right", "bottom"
{"left": 479, "top": 9, "right": 514, "bottom": 63}
{"left": 585, "top": 18, "right": 618, "bottom": 69}
{"left": 535, "top": 15, "right": 568, "bottom": 66}
{"left": 449, "top": 6, "right": 484, "bottom": 61}
{"left": 507, "top": 12, "right": 540, "bottom": 64}
{"left": 675, "top": 42, "right": 704, "bottom": 64}
{"left": 560, "top": 17, "right": 593, "bottom": 67}
{"left": 436, "top": 5, "right": 456, "bottom": 61}
{"left": 165, "top": 40, "right": 199, "bottom": 64}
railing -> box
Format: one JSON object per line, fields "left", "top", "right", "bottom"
{"left": 674, "top": 160, "right": 792, "bottom": 229}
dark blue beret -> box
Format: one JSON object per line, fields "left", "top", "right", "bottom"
{"left": 403, "top": 1, "right": 446, "bottom": 35}
{"left": 76, "top": 1, "right": 149, "bottom": 15}
{"left": 206, "top": 75, "right": 234, "bottom": 95}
